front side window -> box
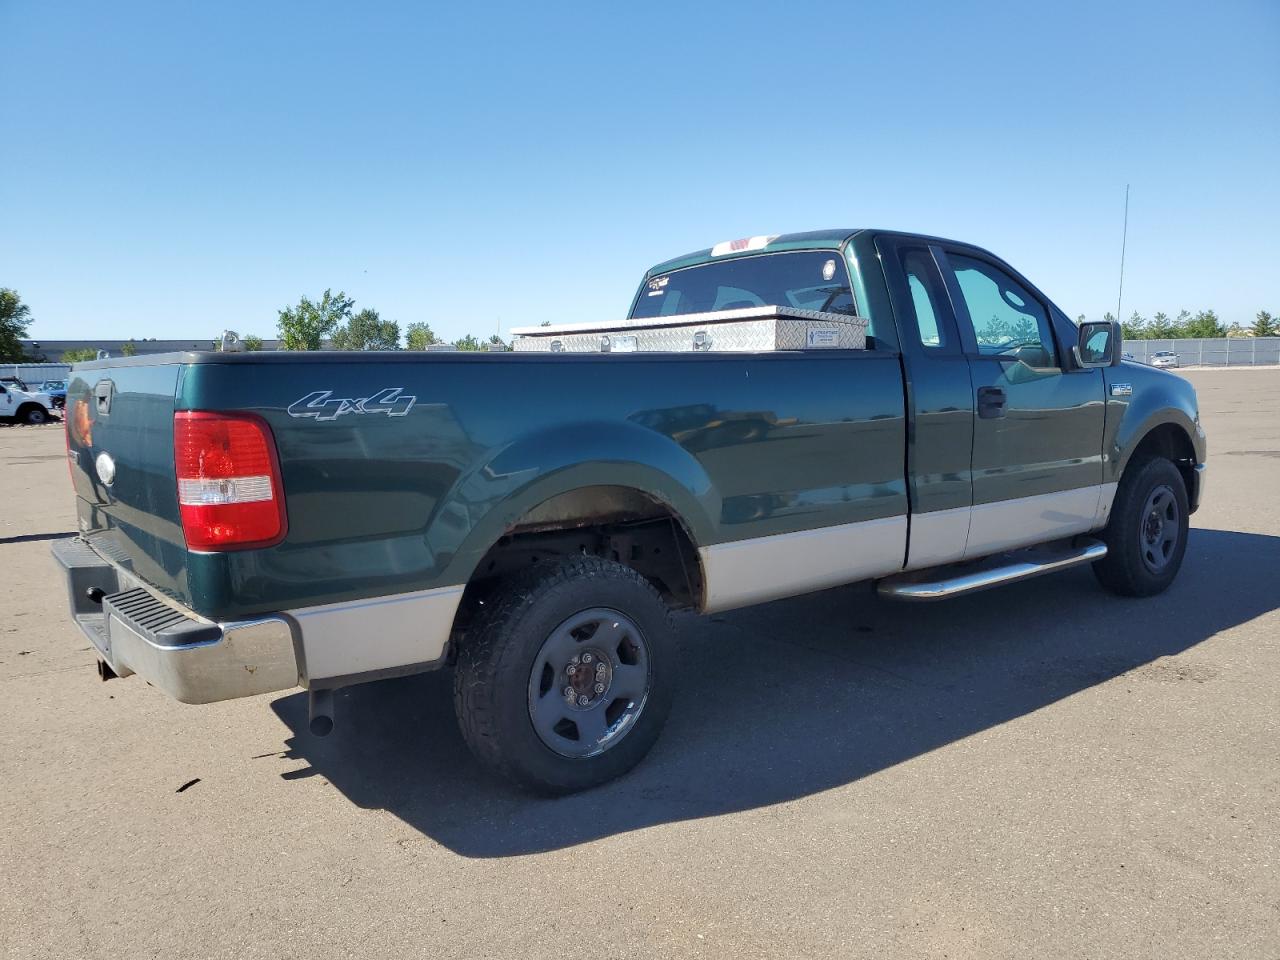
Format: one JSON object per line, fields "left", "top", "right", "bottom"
{"left": 946, "top": 254, "right": 1057, "bottom": 368}
{"left": 631, "top": 251, "right": 857, "bottom": 321}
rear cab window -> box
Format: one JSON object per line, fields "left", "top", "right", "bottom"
{"left": 631, "top": 250, "right": 862, "bottom": 327}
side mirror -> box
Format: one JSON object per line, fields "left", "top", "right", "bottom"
{"left": 1074, "top": 320, "right": 1122, "bottom": 368}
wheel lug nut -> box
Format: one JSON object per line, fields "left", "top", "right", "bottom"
{"left": 594, "top": 682, "right": 605, "bottom": 694}
{"left": 582, "top": 653, "right": 593, "bottom": 664}
{"left": 566, "top": 665, "right": 576, "bottom": 676}
{"left": 563, "top": 686, "right": 575, "bottom": 700}
{"left": 578, "top": 695, "right": 590, "bottom": 706}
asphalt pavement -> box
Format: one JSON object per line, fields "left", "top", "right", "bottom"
{"left": 2, "top": 369, "right": 1276, "bottom": 959}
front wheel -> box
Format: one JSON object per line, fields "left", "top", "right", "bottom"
{"left": 1093, "top": 456, "right": 1190, "bottom": 596}
{"left": 22, "top": 406, "right": 49, "bottom": 425}
{"left": 453, "top": 556, "right": 677, "bottom": 794}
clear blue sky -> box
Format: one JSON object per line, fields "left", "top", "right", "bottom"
{"left": 3, "top": 0, "right": 1277, "bottom": 344}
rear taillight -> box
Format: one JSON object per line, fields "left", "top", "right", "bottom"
{"left": 174, "top": 411, "right": 287, "bottom": 550}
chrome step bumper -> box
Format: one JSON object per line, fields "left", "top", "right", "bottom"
{"left": 50, "top": 538, "right": 299, "bottom": 703}
{"left": 877, "top": 539, "right": 1107, "bottom": 602}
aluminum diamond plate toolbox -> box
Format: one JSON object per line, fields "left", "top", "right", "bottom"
{"left": 511, "top": 306, "right": 867, "bottom": 353}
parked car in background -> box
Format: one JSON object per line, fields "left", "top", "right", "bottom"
{"left": 0, "top": 381, "right": 59, "bottom": 424}
{"left": 39, "top": 379, "right": 67, "bottom": 409}
{"left": 1151, "top": 351, "right": 1180, "bottom": 368}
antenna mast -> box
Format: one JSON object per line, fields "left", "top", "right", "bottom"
{"left": 1116, "top": 184, "right": 1130, "bottom": 321}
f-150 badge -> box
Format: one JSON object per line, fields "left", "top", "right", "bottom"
{"left": 287, "top": 388, "right": 415, "bottom": 421}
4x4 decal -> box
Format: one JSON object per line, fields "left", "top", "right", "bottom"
{"left": 287, "top": 388, "right": 415, "bottom": 421}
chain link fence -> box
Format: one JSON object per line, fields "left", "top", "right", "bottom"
{"left": 1122, "top": 338, "right": 1280, "bottom": 367}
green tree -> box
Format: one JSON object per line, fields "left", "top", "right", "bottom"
{"left": 1253, "top": 311, "right": 1277, "bottom": 338}
{"left": 0, "top": 288, "right": 32, "bottom": 362}
{"left": 243, "top": 334, "right": 264, "bottom": 352}
{"left": 277, "top": 289, "right": 353, "bottom": 350}
{"left": 121, "top": 341, "right": 137, "bottom": 357}
{"left": 62, "top": 348, "right": 100, "bottom": 363}
{"left": 1184, "top": 309, "right": 1225, "bottom": 338}
{"left": 405, "top": 321, "right": 441, "bottom": 350}
{"left": 331, "top": 308, "right": 401, "bottom": 350}
{"left": 454, "top": 334, "right": 482, "bottom": 351}
{"left": 488, "top": 334, "right": 507, "bottom": 349}
{"left": 1147, "top": 312, "right": 1174, "bottom": 339}
{"left": 1122, "top": 311, "right": 1147, "bottom": 340}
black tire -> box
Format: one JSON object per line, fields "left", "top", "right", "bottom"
{"left": 1093, "top": 456, "right": 1189, "bottom": 597}
{"left": 20, "top": 405, "right": 48, "bottom": 425}
{"left": 453, "top": 556, "right": 677, "bottom": 795}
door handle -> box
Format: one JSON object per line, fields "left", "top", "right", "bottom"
{"left": 977, "top": 386, "right": 1007, "bottom": 419}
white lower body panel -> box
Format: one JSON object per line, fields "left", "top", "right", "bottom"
{"left": 289, "top": 584, "right": 465, "bottom": 683}
{"left": 905, "top": 505, "right": 972, "bottom": 571}
{"left": 698, "top": 515, "right": 908, "bottom": 613}
{"left": 962, "top": 482, "right": 1117, "bottom": 560}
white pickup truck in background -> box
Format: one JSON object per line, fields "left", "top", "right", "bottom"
{"left": 0, "top": 379, "right": 60, "bottom": 424}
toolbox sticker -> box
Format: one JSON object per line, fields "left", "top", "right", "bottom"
{"left": 287, "top": 387, "right": 416, "bottom": 421}
{"left": 807, "top": 328, "right": 839, "bottom": 347}
{"left": 610, "top": 335, "right": 637, "bottom": 352}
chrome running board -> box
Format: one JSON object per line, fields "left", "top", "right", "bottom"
{"left": 877, "top": 539, "right": 1107, "bottom": 602}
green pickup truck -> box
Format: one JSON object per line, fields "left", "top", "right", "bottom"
{"left": 53, "top": 229, "right": 1206, "bottom": 793}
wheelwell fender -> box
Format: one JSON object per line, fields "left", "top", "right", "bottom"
{"left": 1109, "top": 401, "right": 1201, "bottom": 489}
{"left": 431, "top": 420, "right": 719, "bottom": 587}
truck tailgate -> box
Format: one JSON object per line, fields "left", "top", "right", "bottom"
{"left": 66, "top": 362, "right": 189, "bottom": 603}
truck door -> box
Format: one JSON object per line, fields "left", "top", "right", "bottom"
{"left": 875, "top": 237, "right": 975, "bottom": 570}
{"left": 934, "top": 245, "right": 1107, "bottom": 559}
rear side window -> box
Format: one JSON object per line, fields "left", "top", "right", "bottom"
{"left": 901, "top": 250, "right": 949, "bottom": 349}
{"left": 631, "top": 252, "right": 858, "bottom": 320}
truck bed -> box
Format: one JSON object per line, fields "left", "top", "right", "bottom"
{"left": 66, "top": 349, "right": 908, "bottom": 623}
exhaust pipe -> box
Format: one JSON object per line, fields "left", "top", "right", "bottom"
{"left": 308, "top": 688, "right": 335, "bottom": 737}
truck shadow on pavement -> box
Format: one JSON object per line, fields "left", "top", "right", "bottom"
{"left": 271, "top": 526, "right": 1280, "bottom": 858}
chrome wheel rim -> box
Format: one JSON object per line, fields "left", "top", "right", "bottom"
{"left": 527, "top": 608, "right": 650, "bottom": 759}
{"left": 1140, "top": 483, "right": 1179, "bottom": 574}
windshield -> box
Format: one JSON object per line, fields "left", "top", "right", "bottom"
{"left": 630, "top": 251, "right": 857, "bottom": 320}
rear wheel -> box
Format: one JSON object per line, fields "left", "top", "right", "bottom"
{"left": 1093, "top": 456, "right": 1189, "bottom": 596}
{"left": 453, "top": 556, "right": 677, "bottom": 794}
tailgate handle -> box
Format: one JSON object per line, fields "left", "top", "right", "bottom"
{"left": 94, "top": 379, "right": 114, "bottom": 415}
